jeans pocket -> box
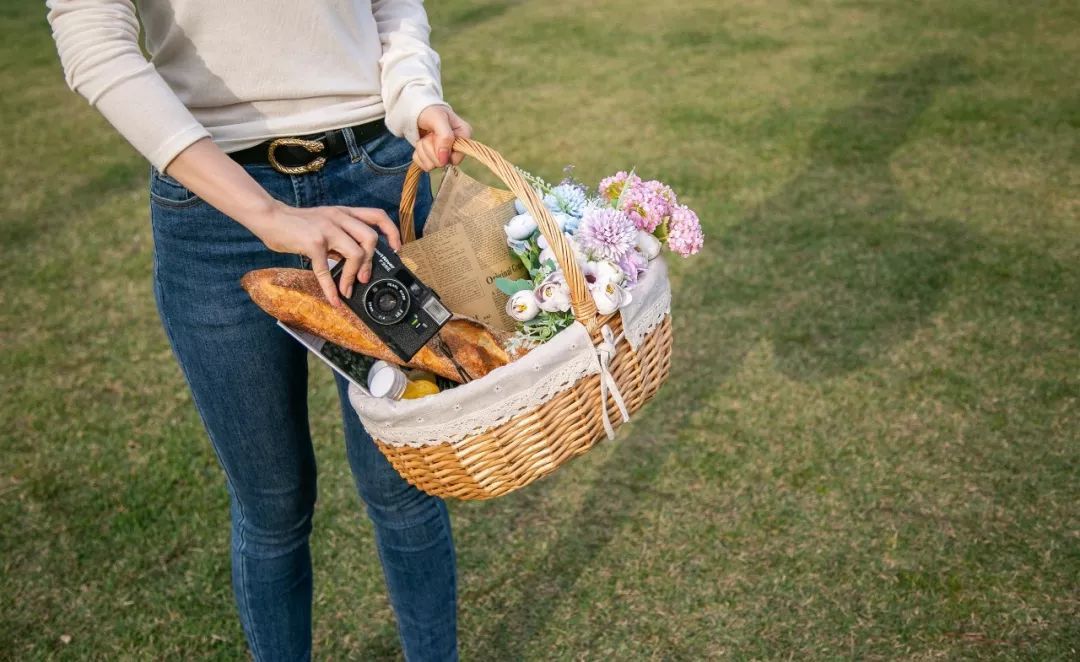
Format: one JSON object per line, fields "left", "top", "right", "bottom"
{"left": 357, "top": 132, "right": 415, "bottom": 175}
{"left": 149, "top": 166, "right": 203, "bottom": 208}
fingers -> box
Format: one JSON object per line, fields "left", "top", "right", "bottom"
{"left": 322, "top": 214, "right": 373, "bottom": 294}
{"left": 342, "top": 206, "right": 401, "bottom": 251}
{"left": 448, "top": 111, "right": 472, "bottom": 166}
{"left": 329, "top": 211, "right": 377, "bottom": 284}
{"left": 309, "top": 247, "right": 342, "bottom": 307}
{"left": 414, "top": 106, "right": 472, "bottom": 170}
{"left": 423, "top": 108, "right": 455, "bottom": 167}
{"left": 412, "top": 136, "right": 440, "bottom": 172}
{"left": 336, "top": 252, "right": 362, "bottom": 299}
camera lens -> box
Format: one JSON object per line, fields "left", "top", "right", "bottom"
{"left": 377, "top": 292, "right": 398, "bottom": 312}
{"left": 363, "top": 279, "right": 410, "bottom": 325}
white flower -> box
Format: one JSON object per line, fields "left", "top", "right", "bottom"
{"left": 505, "top": 213, "right": 537, "bottom": 241}
{"left": 535, "top": 271, "right": 572, "bottom": 312}
{"left": 636, "top": 230, "right": 662, "bottom": 260}
{"left": 537, "top": 234, "right": 549, "bottom": 250}
{"left": 583, "top": 260, "right": 627, "bottom": 290}
{"left": 514, "top": 198, "right": 528, "bottom": 215}
{"left": 590, "top": 278, "right": 632, "bottom": 315}
{"left": 595, "top": 259, "right": 626, "bottom": 284}
{"left": 568, "top": 234, "right": 589, "bottom": 265}
{"left": 538, "top": 247, "right": 557, "bottom": 267}
{"left": 505, "top": 290, "right": 540, "bottom": 321}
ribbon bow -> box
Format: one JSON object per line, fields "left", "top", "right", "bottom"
{"left": 596, "top": 324, "right": 631, "bottom": 439}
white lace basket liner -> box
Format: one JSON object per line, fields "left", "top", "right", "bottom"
{"left": 349, "top": 257, "right": 671, "bottom": 447}
{"left": 350, "top": 138, "right": 674, "bottom": 500}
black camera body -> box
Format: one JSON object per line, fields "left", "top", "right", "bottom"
{"left": 331, "top": 239, "right": 452, "bottom": 362}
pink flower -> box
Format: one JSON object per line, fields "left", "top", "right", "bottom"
{"left": 667, "top": 205, "right": 704, "bottom": 257}
{"left": 641, "top": 179, "right": 678, "bottom": 207}
{"left": 575, "top": 207, "right": 638, "bottom": 262}
{"left": 598, "top": 171, "right": 642, "bottom": 202}
{"left": 620, "top": 185, "right": 670, "bottom": 233}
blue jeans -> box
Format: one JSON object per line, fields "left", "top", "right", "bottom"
{"left": 149, "top": 130, "right": 456, "bottom": 662}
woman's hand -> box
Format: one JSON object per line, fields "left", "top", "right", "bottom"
{"left": 413, "top": 105, "right": 472, "bottom": 171}
{"left": 163, "top": 138, "right": 400, "bottom": 306}
{"left": 254, "top": 201, "right": 402, "bottom": 305}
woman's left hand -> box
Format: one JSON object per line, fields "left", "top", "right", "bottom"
{"left": 413, "top": 105, "right": 472, "bottom": 171}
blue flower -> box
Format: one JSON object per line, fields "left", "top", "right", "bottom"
{"left": 543, "top": 183, "right": 588, "bottom": 218}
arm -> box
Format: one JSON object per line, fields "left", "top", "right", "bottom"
{"left": 46, "top": 0, "right": 399, "bottom": 304}
{"left": 371, "top": 0, "right": 472, "bottom": 169}
{"left": 46, "top": 0, "right": 208, "bottom": 170}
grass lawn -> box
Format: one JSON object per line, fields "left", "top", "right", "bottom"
{"left": 2, "top": 0, "right": 1078, "bottom": 659}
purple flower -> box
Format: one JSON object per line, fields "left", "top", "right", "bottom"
{"left": 617, "top": 249, "right": 649, "bottom": 286}
{"left": 575, "top": 207, "right": 638, "bottom": 262}
{"left": 667, "top": 205, "right": 704, "bottom": 257}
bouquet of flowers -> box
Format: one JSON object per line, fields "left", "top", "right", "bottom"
{"left": 497, "top": 168, "right": 704, "bottom": 346}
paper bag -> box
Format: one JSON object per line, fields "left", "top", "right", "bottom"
{"left": 398, "top": 167, "right": 528, "bottom": 332}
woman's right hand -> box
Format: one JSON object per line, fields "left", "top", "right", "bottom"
{"left": 254, "top": 200, "right": 402, "bottom": 306}
{"left": 162, "top": 138, "right": 402, "bottom": 307}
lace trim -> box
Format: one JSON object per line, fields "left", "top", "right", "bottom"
{"left": 621, "top": 257, "right": 672, "bottom": 349}
{"left": 350, "top": 324, "right": 602, "bottom": 447}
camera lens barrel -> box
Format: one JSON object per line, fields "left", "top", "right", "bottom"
{"left": 364, "top": 279, "right": 411, "bottom": 325}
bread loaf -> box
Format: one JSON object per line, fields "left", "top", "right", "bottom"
{"left": 439, "top": 319, "right": 516, "bottom": 380}
{"left": 241, "top": 268, "right": 522, "bottom": 383}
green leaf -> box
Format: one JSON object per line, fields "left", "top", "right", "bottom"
{"left": 494, "top": 277, "right": 534, "bottom": 296}
{"left": 613, "top": 167, "right": 638, "bottom": 209}
{"left": 653, "top": 218, "right": 670, "bottom": 243}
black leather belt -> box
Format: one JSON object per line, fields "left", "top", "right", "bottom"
{"left": 228, "top": 119, "right": 389, "bottom": 174}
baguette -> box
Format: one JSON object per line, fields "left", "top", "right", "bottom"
{"left": 241, "top": 268, "right": 523, "bottom": 382}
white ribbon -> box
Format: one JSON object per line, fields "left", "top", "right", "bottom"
{"left": 596, "top": 323, "right": 631, "bottom": 439}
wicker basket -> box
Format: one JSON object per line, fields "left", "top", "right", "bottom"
{"left": 361, "top": 139, "right": 672, "bottom": 500}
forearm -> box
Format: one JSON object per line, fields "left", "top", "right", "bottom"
{"left": 164, "top": 138, "right": 281, "bottom": 238}
{"left": 163, "top": 138, "right": 401, "bottom": 304}
{"left": 371, "top": 0, "right": 448, "bottom": 145}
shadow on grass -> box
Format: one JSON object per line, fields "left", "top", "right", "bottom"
{"left": 730, "top": 53, "right": 975, "bottom": 381}
{"left": 440, "top": 0, "right": 525, "bottom": 31}
{"left": 466, "top": 53, "right": 978, "bottom": 658}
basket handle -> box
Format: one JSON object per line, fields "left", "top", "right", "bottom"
{"left": 398, "top": 138, "right": 599, "bottom": 328}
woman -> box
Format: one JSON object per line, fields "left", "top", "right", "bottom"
{"left": 46, "top": 1, "right": 468, "bottom": 659}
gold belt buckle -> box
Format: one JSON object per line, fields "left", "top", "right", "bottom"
{"left": 267, "top": 137, "right": 326, "bottom": 175}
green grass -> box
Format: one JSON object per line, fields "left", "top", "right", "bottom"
{"left": 2, "top": 0, "right": 1078, "bottom": 659}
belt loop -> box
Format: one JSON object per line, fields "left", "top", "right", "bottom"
{"left": 342, "top": 127, "right": 363, "bottom": 163}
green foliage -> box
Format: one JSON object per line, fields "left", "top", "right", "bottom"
{"left": 520, "top": 311, "right": 575, "bottom": 343}
{"left": 493, "top": 277, "right": 534, "bottom": 296}
{"left": 515, "top": 166, "right": 553, "bottom": 196}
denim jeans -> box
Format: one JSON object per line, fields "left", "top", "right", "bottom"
{"left": 149, "top": 129, "right": 456, "bottom": 662}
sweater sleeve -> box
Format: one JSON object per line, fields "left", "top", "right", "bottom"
{"left": 46, "top": 0, "right": 210, "bottom": 170}
{"left": 371, "top": 0, "right": 449, "bottom": 145}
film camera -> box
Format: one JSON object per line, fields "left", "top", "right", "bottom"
{"left": 331, "top": 239, "right": 452, "bottom": 361}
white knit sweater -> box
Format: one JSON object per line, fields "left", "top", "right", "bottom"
{"left": 46, "top": 0, "right": 448, "bottom": 169}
